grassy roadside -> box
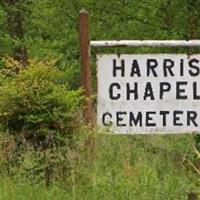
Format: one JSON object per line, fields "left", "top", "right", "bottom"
{"left": 0, "top": 131, "right": 199, "bottom": 200}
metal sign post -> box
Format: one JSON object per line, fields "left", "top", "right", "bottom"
{"left": 79, "top": 9, "right": 93, "bottom": 123}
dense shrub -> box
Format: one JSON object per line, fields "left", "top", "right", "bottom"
{"left": 0, "top": 59, "right": 84, "bottom": 148}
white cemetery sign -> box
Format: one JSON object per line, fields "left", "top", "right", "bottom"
{"left": 97, "top": 54, "right": 200, "bottom": 134}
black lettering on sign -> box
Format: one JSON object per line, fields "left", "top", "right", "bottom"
{"left": 188, "top": 58, "right": 200, "bottom": 76}
{"left": 109, "top": 83, "right": 121, "bottom": 100}
{"left": 176, "top": 81, "right": 187, "bottom": 99}
{"left": 102, "top": 112, "right": 112, "bottom": 126}
{"left": 127, "top": 83, "right": 138, "bottom": 100}
{"left": 116, "top": 111, "right": 127, "bottom": 126}
{"left": 163, "top": 59, "right": 175, "bottom": 77}
{"left": 147, "top": 59, "right": 158, "bottom": 77}
{"left": 187, "top": 111, "right": 198, "bottom": 127}
{"left": 129, "top": 112, "right": 142, "bottom": 127}
{"left": 180, "top": 59, "right": 184, "bottom": 76}
{"left": 173, "top": 110, "right": 183, "bottom": 126}
{"left": 193, "top": 82, "right": 200, "bottom": 100}
{"left": 146, "top": 111, "right": 156, "bottom": 127}
{"left": 113, "top": 59, "right": 125, "bottom": 77}
{"left": 160, "top": 111, "right": 170, "bottom": 126}
{"left": 144, "top": 82, "right": 155, "bottom": 100}
{"left": 160, "top": 82, "right": 171, "bottom": 99}
{"left": 130, "top": 60, "right": 141, "bottom": 77}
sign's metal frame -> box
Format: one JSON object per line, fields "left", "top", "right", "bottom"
{"left": 90, "top": 40, "right": 200, "bottom": 48}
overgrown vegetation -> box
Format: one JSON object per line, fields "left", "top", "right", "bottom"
{"left": 0, "top": 131, "right": 200, "bottom": 199}
{"left": 0, "top": 0, "right": 200, "bottom": 199}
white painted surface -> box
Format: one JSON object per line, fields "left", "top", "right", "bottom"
{"left": 97, "top": 54, "right": 200, "bottom": 134}
{"left": 91, "top": 40, "right": 200, "bottom": 48}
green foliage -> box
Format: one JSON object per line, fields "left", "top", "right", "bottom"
{"left": 2, "top": 0, "right": 200, "bottom": 89}
{"left": 0, "top": 60, "right": 83, "bottom": 147}
{"left": 1, "top": 1, "right": 200, "bottom": 199}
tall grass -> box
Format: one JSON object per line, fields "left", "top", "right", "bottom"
{"left": 0, "top": 128, "right": 199, "bottom": 200}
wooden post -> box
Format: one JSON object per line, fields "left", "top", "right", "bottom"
{"left": 79, "top": 9, "right": 93, "bottom": 123}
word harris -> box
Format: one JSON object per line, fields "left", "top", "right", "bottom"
{"left": 100, "top": 55, "right": 200, "bottom": 131}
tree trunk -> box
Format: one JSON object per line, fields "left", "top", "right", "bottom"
{"left": 3, "top": 0, "right": 28, "bottom": 67}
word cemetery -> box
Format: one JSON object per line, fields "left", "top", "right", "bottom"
{"left": 97, "top": 54, "right": 200, "bottom": 134}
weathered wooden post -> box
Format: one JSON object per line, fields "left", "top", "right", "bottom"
{"left": 79, "top": 9, "right": 93, "bottom": 123}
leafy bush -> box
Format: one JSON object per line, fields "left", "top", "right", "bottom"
{"left": 0, "top": 60, "right": 84, "bottom": 148}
